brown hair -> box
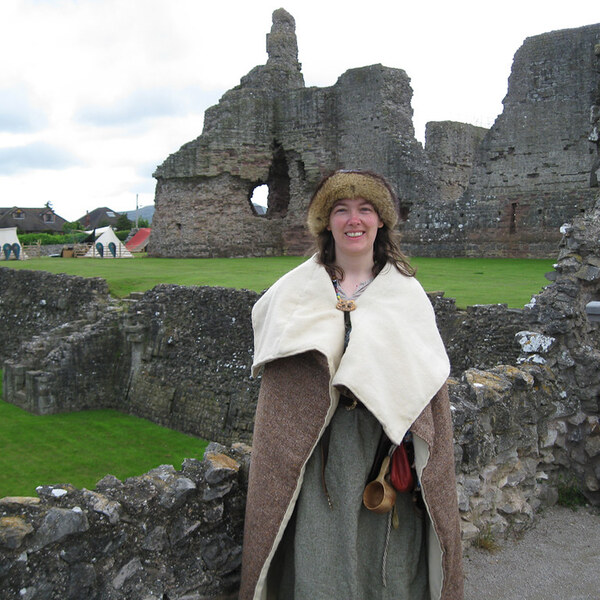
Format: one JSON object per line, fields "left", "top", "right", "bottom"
{"left": 314, "top": 225, "right": 416, "bottom": 281}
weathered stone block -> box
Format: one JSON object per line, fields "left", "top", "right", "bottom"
{"left": 29, "top": 507, "right": 89, "bottom": 552}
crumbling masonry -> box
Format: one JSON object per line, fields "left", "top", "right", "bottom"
{"left": 2, "top": 196, "right": 600, "bottom": 598}
{"left": 149, "top": 10, "right": 600, "bottom": 259}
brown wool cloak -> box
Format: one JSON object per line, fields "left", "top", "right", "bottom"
{"left": 240, "top": 258, "right": 464, "bottom": 600}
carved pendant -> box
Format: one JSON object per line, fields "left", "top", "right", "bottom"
{"left": 336, "top": 298, "right": 356, "bottom": 312}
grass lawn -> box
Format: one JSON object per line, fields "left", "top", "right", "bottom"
{"left": 410, "top": 257, "right": 555, "bottom": 308}
{"left": 2, "top": 254, "right": 555, "bottom": 308}
{"left": 0, "top": 371, "right": 209, "bottom": 497}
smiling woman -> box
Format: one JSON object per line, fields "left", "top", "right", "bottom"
{"left": 240, "top": 170, "right": 464, "bottom": 600}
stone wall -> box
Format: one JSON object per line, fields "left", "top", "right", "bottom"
{"left": 403, "top": 25, "right": 600, "bottom": 258}
{"left": 2, "top": 198, "right": 600, "bottom": 596}
{"left": 433, "top": 297, "right": 530, "bottom": 376}
{"left": 1, "top": 268, "right": 529, "bottom": 441}
{"left": 0, "top": 267, "right": 112, "bottom": 365}
{"left": 0, "top": 443, "right": 249, "bottom": 600}
{"left": 149, "top": 9, "right": 439, "bottom": 259}
{"left": 123, "top": 285, "right": 259, "bottom": 444}
{"left": 2, "top": 245, "right": 599, "bottom": 510}
{"left": 20, "top": 244, "right": 64, "bottom": 258}
{"left": 1, "top": 276, "right": 260, "bottom": 444}
{"left": 424, "top": 121, "right": 488, "bottom": 203}
{"left": 149, "top": 11, "right": 600, "bottom": 259}
{"left": 518, "top": 202, "right": 600, "bottom": 504}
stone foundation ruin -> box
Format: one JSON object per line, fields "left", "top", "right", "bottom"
{"left": 149, "top": 10, "right": 600, "bottom": 259}
{"left": 2, "top": 11, "right": 600, "bottom": 596}
{"left": 2, "top": 194, "right": 600, "bottom": 598}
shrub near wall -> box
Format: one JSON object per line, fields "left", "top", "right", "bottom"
{"left": 18, "top": 233, "right": 88, "bottom": 245}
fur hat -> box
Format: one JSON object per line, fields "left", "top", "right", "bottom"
{"left": 307, "top": 170, "right": 399, "bottom": 237}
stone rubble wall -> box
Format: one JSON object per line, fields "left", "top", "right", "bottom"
{"left": 1, "top": 260, "right": 598, "bottom": 509}
{"left": 405, "top": 24, "right": 600, "bottom": 258}
{"left": 424, "top": 121, "right": 489, "bottom": 204}
{"left": 122, "top": 285, "right": 259, "bottom": 444}
{"left": 430, "top": 294, "right": 530, "bottom": 375}
{"left": 2, "top": 198, "right": 600, "bottom": 596}
{"left": 517, "top": 199, "right": 600, "bottom": 505}
{"left": 0, "top": 267, "right": 112, "bottom": 365}
{"left": 0, "top": 367, "right": 588, "bottom": 599}
{"left": 150, "top": 10, "right": 440, "bottom": 259}
{"left": 1, "top": 268, "right": 528, "bottom": 438}
{"left": 20, "top": 244, "right": 64, "bottom": 258}
{"left": 0, "top": 443, "right": 249, "bottom": 600}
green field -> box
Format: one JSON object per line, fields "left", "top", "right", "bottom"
{"left": 0, "top": 372, "right": 209, "bottom": 497}
{"left": 2, "top": 254, "right": 555, "bottom": 308}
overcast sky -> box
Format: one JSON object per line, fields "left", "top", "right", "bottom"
{"left": 0, "top": 0, "right": 597, "bottom": 222}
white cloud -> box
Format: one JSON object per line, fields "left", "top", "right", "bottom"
{"left": 0, "top": 141, "right": 80, "bottom": 175}
{"left": 0, "top": 86, "right": 48, "bottom": 133}
{"left": 76, "top": 86, "right": 221, "bottom": 127}
{"left": 0, "top": 0, "right": 597, "bottom": 221}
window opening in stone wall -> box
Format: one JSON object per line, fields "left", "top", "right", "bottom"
{"left": 250, "top": 185, "right": 269, "bottom": 215}
{"left": 509, "top": 202, "right": 518, "bottom": 234}
{"left": 249, "top": 142, "right": 291, "bottom": 219}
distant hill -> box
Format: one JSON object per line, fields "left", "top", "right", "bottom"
{"left": 126, "top": 205, "right": 155, "bottom": 224}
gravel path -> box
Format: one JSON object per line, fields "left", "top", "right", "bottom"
{"left": 463, "top": 505, "right": 600, "bottom": 600}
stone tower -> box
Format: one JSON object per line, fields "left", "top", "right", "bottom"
{"left": 422, "top": 24, "right": 599, "bottom": 258}
{"left": 149, "top": 9, "right": 438, "bottom": 257}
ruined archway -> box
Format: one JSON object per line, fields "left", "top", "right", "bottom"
{"left": 248, "top": 142, "right": 291, "bottom": 218}
{"left": 265, "top": 142, "right": 290, "bottom": 217}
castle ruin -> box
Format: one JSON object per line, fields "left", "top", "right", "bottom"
{"left": 149, "top": 10, "right": 600, "bottom": 259}
{"left": 2, "top": 195, "right": 600, "bottom": 597}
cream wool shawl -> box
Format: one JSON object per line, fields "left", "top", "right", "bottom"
{"left": 252, "top": 255, "right": 450, "bottom": 445}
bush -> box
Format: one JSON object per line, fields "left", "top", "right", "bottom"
{"left": 19, "top": 232, "right": 88, "bottom": 246}
{"left": 63, "top": 221, "right": 82, "bottom": 233}
{"left": 116, "top": 214, "right": 133, "bottom": 231}
{"left": 115, "top": 230, "right": 130, "bottom": 242}
{"left": 557, "top": 474, "right": 587, "bottom": 510}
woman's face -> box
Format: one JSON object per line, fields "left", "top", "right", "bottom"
{"left": 327, "top": 197, "right": 383, "bottom": 259}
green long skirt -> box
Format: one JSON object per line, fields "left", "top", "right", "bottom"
{"left": 270, "top": 404, "right": 429, "bottom": 600}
